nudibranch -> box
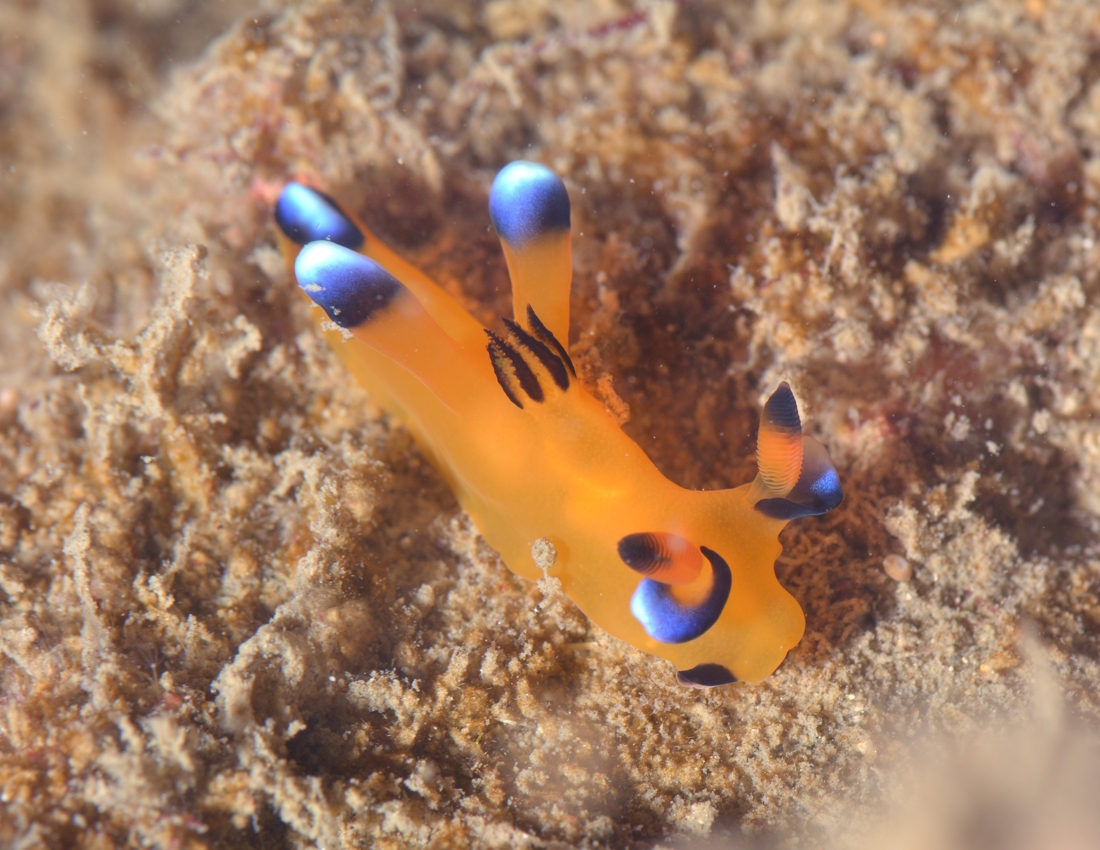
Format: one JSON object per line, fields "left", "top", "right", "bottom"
{"left": 272, "top": 162, "right": 842, "bottom": 687}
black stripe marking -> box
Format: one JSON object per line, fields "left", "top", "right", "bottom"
{"left": 526, "top": 305, "right": 576, "bottom": 377}
{"left": 503, "top": 318, "right": 570, "bottom": 391}
{"left": 487, "top": 334, "right": 525, "bottom": 408}
{"left": 486, "top": 330, "right": 543, "bottom": 405}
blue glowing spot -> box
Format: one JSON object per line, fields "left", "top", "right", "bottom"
{"left": 276, "top": 183, "right": 365, "bottom": 250}
{"left": 630, "top": 547, "right": 732, "bottom": 644}
{"left": 489, "top": 161, "right": 570, "bottom": 246}
{"left": 294, "top": 241, "right": 401, "bottom": 329}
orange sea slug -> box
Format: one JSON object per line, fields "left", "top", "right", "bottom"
{"left": 273, "top": 162, "right": 842, "bottom": 687}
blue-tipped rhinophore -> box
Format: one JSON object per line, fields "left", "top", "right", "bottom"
{"left": 755, "top": 437, "right": 844, "bottom": 520}
{"left": 276, "top": 183, "right": 365, "bottom": 250}
{"left": 630, "top": 547, "right": 732, "bottom": 644}
{"left": 489, "top": 161, "right": 571, "bottom": 246}
{"left": 295, "top": 242, "right": 401, "bottom": 328}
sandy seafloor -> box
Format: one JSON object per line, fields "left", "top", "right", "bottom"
{"left": 4, "top": 0, "right": 1100, "bottom": 847}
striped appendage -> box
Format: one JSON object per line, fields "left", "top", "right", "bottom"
{"left": 676, "top": 663, "right": 738, "bottom": 689}
{"left": 751, "top": 383, "right": 844, "bottom": 520}
{"left": 756, "top": 381, "right": 803, "bottom": 497}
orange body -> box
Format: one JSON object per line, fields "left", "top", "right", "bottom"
{"left": 274, "top": 164, "right": 841, "bottom": 685}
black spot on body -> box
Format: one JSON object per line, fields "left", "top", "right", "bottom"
{"left": 617, "top": 533, "right": 668, "bottom": 575}
{"left": 526, "top": 306, "right": 576, "bottom": 376}
{"left": 676, "top": 663, "right": 738, "bottom": 688}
